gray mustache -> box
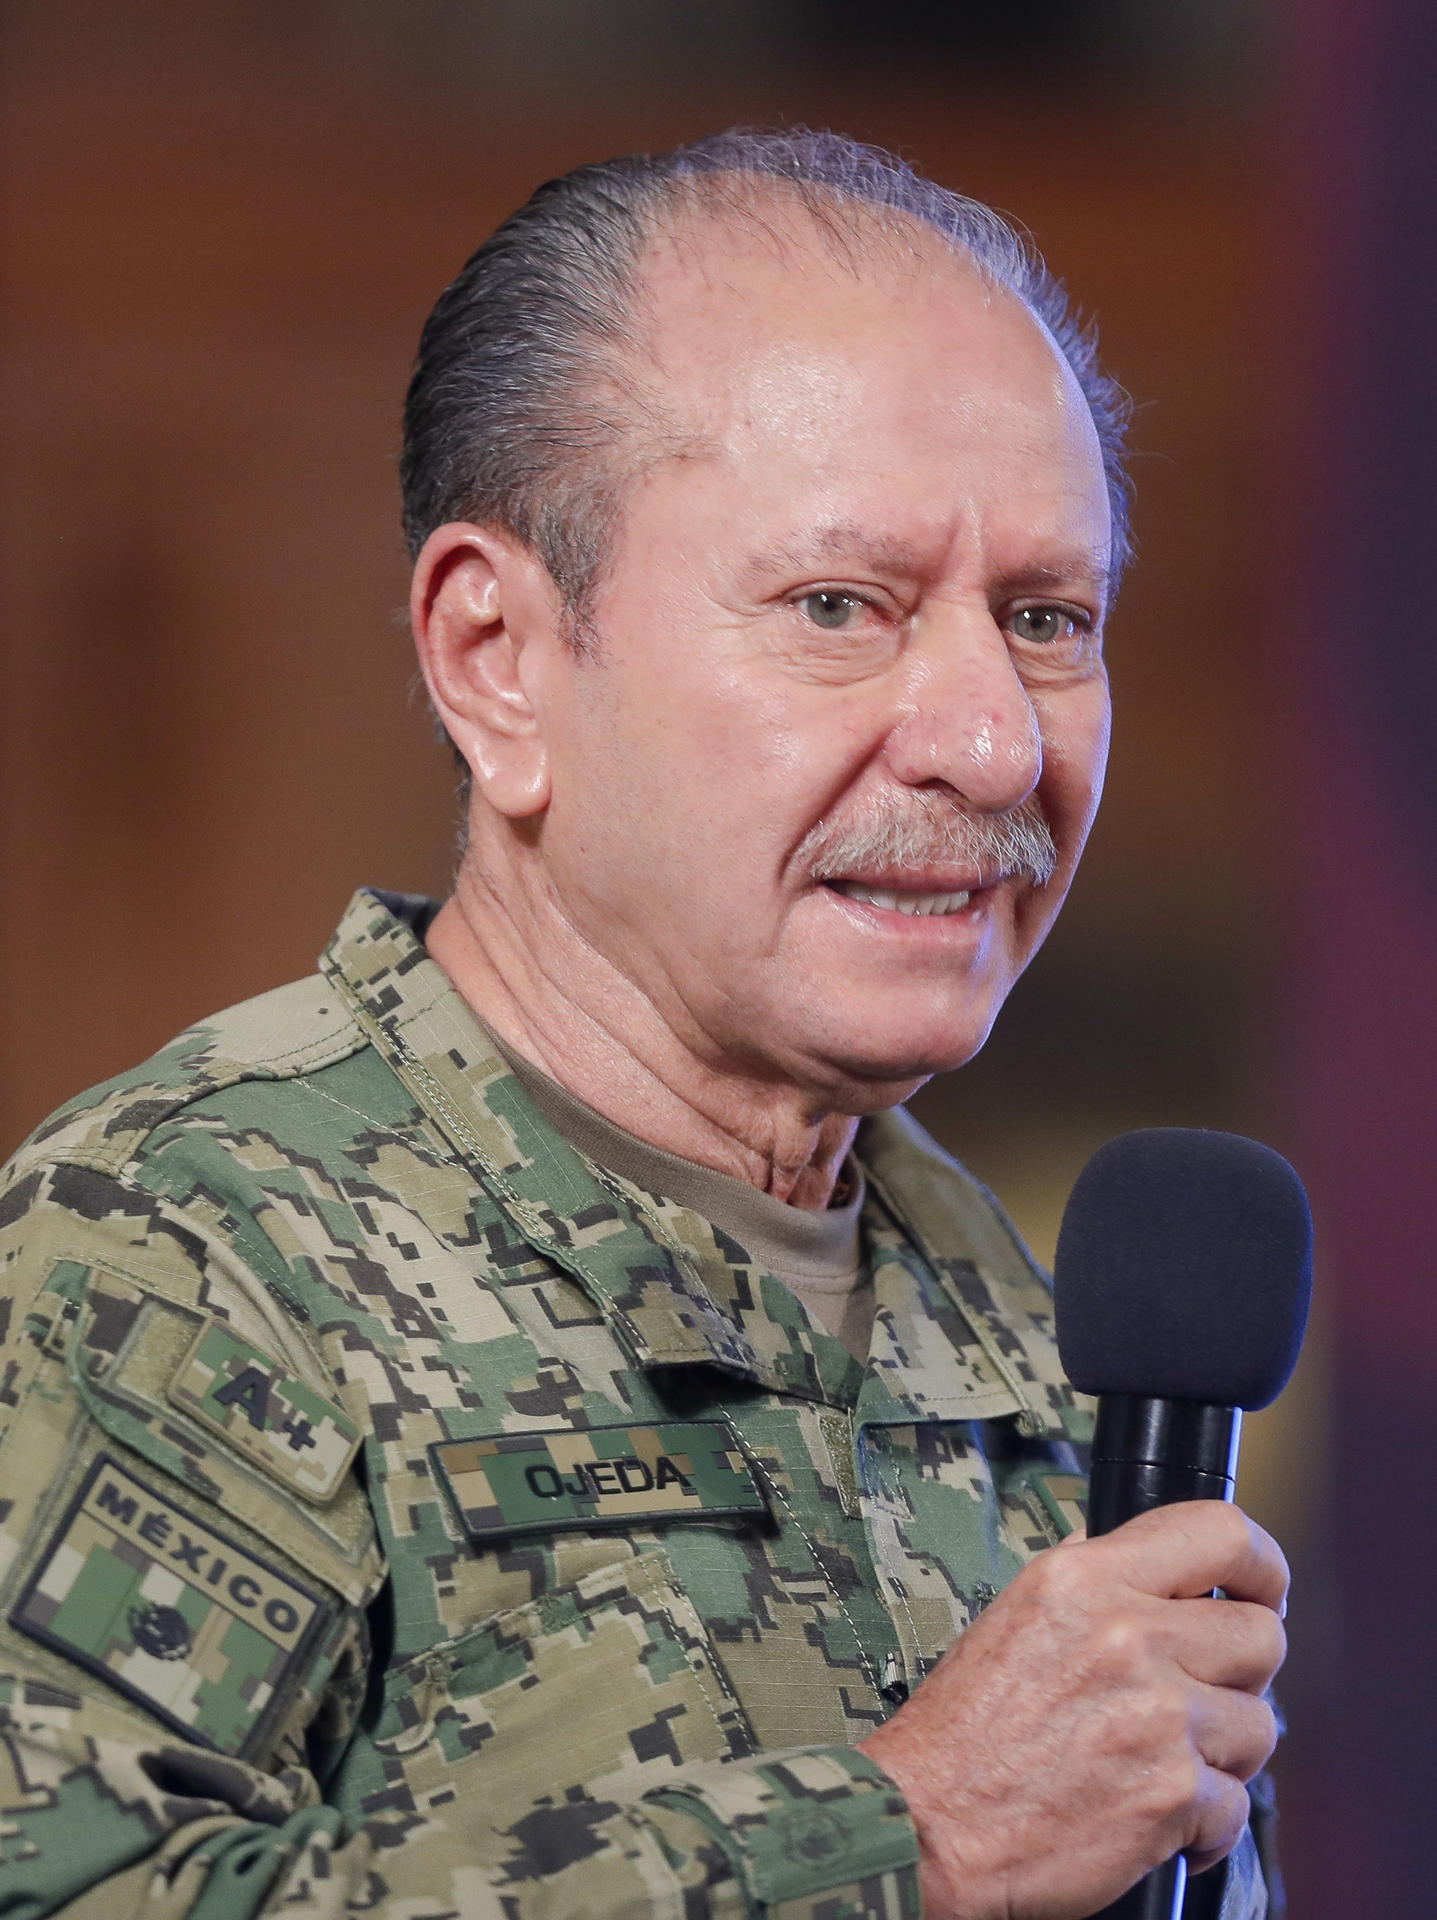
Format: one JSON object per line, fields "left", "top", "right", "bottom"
{"left": 797, "top": 792, "right": 1058, "bottom": 888}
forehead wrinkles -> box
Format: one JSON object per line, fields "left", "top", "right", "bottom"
{"left": 617, "top": 186, "right": 1107, "bottom": 573}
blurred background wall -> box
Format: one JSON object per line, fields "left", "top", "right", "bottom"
{"left": 2, "top": 2, "right": 1432, "bottom": 1911}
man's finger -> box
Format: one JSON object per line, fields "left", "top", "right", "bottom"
{"left": 1090, "top": 1501, "right": 1290, "bottom": 1612}
{"left": 1183, "top": 1765, "right": 1255, "bottom": 1875}
{"left": 1157, "top": 1596, "right": 1287, "bottom": 1694}
{"left": 1187, "top": 1682, "right": 1281, "bottom": 1784}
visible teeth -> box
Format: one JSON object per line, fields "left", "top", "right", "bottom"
{"left": 834, "top": 883, "right": 972, "bottom": 915}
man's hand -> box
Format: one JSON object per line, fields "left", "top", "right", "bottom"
{"left": 859, "top": 1501, "right": 1288, "bottom": 1920}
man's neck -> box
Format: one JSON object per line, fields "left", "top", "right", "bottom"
{"left": 425, "top": 880, "right": 858, "bottom": 1209}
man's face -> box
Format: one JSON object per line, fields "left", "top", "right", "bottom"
{"left": 531, "top": 208, "right": 1113, "bottom": 1108}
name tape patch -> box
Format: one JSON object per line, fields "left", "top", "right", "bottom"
{"left": 10, "top": 1453, "right": 326, "bottom": 1756}
{"left": 168, "top": 1319, "right": 361, "bottom": 1503}
{"left": 431, "top": 1421, "right": 767, "bottom": 1540}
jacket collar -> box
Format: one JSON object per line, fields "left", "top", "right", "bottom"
{"left": 322, "top": 890, "right": 760, "bottom": 1380}
{"left": 857, "top": 1109, "right": 1078, "bottom": 1440}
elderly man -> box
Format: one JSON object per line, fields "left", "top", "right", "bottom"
{"left": 0, "top": 132, "right": 1284, "bottom": 1920}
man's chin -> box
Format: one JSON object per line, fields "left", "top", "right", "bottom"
{"left": 776, "top": 941, "right": 1013, "bottom": 1096}
{"left": 804, "top": 1021, "right": 995, "bottom": 1109}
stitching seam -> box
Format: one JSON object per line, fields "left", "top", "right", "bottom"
{"left": 755, "top": 1467, "right": 883, "bottom": 1706}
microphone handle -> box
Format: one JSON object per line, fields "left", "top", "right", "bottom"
{"left": 1083, "top": 1395, "right": 1242, "bottom": 1920}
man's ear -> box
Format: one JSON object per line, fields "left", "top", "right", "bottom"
{"left": 410, "top": 522, "right": 562, "bottom": 818}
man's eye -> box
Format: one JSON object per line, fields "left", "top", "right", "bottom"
{"left": 1009, "top": 606, "right": 1083, "bottom": 646}
{"left": 801, "top": 590, "right": 861, "bottom": 630}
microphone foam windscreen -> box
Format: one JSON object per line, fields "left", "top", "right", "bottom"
{"left": 1053, "top": 1128, "right": 1313, "bottom": 1410}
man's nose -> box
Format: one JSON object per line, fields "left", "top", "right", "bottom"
{"left": 882, "top": 616, "right": 1043, "bottom": 810}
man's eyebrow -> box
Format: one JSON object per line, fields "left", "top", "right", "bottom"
{"left": 744, "top": 530, "right": 1113, "bottom": 600}
{"left": 990, "top": 554, "right": 1113, "bottom": 601}
{"left": 745, "top": 524, "right": 929, "bottom": 579}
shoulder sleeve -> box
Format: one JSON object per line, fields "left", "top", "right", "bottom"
{"left": 0, "top": 1163, "right": 921, "bottom": 1920}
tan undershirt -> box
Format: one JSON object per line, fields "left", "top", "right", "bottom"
{"left": 488, "top": 1033, "right": 877, "bottom": 1363}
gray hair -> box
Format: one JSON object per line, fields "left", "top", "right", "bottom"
{"left": 402, "top": 124, "right": 1132, "bottom": 641}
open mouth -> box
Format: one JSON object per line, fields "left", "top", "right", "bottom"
{"left": 824, "top": 880, "right": 974, "bottom": 917}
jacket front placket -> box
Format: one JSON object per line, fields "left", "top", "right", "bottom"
{"left": 850, "top": 1134, "right": 1086, "bottom": 1696}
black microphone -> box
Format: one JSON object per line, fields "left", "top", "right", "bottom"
{"left": 1052, "top": 1129, "right": 1314, "bottom": 1920}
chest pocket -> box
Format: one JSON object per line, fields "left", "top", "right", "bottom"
{"left": 333, "top": 1548, "right": 754, "bottom": 1827}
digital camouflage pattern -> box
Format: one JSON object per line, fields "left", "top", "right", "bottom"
{"left": 0, "top": 890, "right": 1275, "bottom": 1918}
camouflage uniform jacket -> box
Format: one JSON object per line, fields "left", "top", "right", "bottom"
{"left": 0, "top": 889, "right": 1271, "bottom": 1919}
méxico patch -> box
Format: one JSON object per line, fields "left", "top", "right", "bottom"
{"left": 10, "top": 1453, "right": 326, "bottom": 1755}
{"left": 167, "top": 1318, "right": 361, "bottom": 1503}
{"left": 432, "top": 1421, "right": 767, "bottom": 1540}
